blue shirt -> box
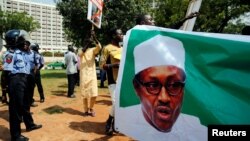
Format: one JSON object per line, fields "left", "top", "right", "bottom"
{"left": 11, "top": 49, "right": 30, "bottom": 74}
{"left": 35, "top": 53, "right": 44, "bottom": 69}
{"left": 25, "top": 50, "right": 38, "bottom": 71}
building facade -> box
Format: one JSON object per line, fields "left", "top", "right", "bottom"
{"left": 0, "top": 0, "right": 69, "bottom": 52}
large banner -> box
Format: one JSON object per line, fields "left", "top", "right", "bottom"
{"left": 115, "top": 25, "right": 250, "bottom": 141}
{"left": 87, "top": 0, "right": 103, "bottom": 29}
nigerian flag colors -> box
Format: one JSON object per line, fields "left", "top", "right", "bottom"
{"left": 115, "top": 25, "right": 250, "bottom": 141}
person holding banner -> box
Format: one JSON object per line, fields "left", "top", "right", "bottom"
{"left": 99, "top": 28, "right": 123, "bottom": 135}
{"left": 78, "top": 31, "right": 101, "bottom": 117}
{"left": 136, "top": 14, "right": 155, "bottom": 26}
{"left": 136, "top": 12, "right": 199, "bottom": 29}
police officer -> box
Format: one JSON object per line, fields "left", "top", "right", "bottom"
{"left": 0, "top": 45, "right": 14, "bottom": 104}
{"left": 25, "top": 42, "right": 39, "bottom": 107}
{"left": 30, "top": 43, "right": 45, "bottom": 103}
{"left": 5, "top": 29, "right": 42, "bottom": 141}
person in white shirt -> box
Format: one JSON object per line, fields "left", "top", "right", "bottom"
{"left": 64, "top": 45, "right": 78, "bottom": 98}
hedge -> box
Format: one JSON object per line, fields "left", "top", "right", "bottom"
{"left": 41, "top": 51, "right": 64, "bottom": 57}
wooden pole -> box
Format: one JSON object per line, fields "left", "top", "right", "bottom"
{"left": 181, "top": 0, "right": 203, "bottom": 31}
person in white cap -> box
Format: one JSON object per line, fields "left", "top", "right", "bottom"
{"left": 120, "top": 35, "right": 207, "bottom": 141}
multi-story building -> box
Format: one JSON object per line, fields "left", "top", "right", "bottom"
{"left": 0, "top": 0, "right": 69, "bottom": 52}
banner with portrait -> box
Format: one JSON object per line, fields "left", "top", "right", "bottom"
{"left": 115, "top": 25, "right": 250, "bottom": 141}
{"left": 87, "top": 0, "right": 104, "bottom": 29}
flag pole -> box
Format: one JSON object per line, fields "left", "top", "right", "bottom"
{"left": 182, "top": 0, "right": 203, "bottom": 31}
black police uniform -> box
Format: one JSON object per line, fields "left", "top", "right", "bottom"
{"left": 26, "top": 50, "right": 38, "bottom": 107}
{"left": 31, "top": 44, "right": 45, "bottom": 102}
{"left": 8, "top": 49, "right": 36, "bottom": 140}
{"left": 5, "top": 29, "right": 42, "bottom": 141}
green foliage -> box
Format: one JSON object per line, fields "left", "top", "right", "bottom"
{"left": 41, "top": 69, "right": 66, "bottom": 79}
{"left": 44, "top": 105, "right": 64, "bottom": 114}
{"left": 56, "top": 0, "right": 90, "bottom": 47}
{"left": 41, "top": 51, "right": 53, "bottom": 57}
{"left": 153, "top": 0, "right": 250, "bottom": 33}
{"left": 54, "top": 51, "right": 65, "bottom": 57}
{"left": 223, "top": 22, "right": 245, "bottom": 34}
{"left": 56, "top": 0, "right": 250, "bottom": 45}
{"left": 102, "top": 0, "right": 152, "bottom": 34}
{"left": 56, "top": 0, "right": 152, "bottom": 46}
{"left": 0, "top": 10, "right": 40, "bottom": 39}
{"left": 41, "top": 51, "right": 64, "bottom": 57}
{"left": 194, "top": 0, "right": 250, "bottom": 33}
{"left": 154, "top": 0, "right": 190, "bottom": 28}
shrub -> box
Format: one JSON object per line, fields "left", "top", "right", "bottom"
{"left": 41, "top": 51, "right": 65, "bottom": 57}
{"left": 54, "top": 51, "right": 64, "bottom": 57}
{"left": 41, "top": 51, "right": 53, "bottom": 57}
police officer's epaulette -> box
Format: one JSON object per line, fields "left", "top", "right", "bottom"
{"left": 15, "top": 49, "right": 22, "bottom": 54}
{"left": 9, "top": 49, "right": 15, "bottom": 53}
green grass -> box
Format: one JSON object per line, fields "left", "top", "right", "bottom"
{"left": 38, "top": 69, "right": 109, "bottom": 97}
{"left": 41, "top": 69, "right": 67, "bottom": 79}
{"left": 43, "top": 105, "right": 64, "bottom": 114}
{"left": 39, "top": 69, "right": 68, "bottom": 97}
{"left": 0, "top": 69, "right": 109, "bottom": 99}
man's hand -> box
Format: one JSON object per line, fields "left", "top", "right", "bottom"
{"left": 91, "top": 30, "right": 100, "bottom": 44}
{"left": 105, "top": 63, "right": 120, "bottom": 70}
{"left": 91, "top": 30, "right": 96, "bottom": 37}
{"left": 34, "top": 67, "right": 38, "bottom": 74}
{"left": 186, "top": 12, "right": 199, "bottom": 20}
{"left": 112, "top": 63, "right": 119, "bottom": 68}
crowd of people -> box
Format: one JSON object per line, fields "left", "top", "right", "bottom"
{"left": 1, "top": 11, "right": 249, "bottom": 141}
{"left": 0, "top": 12, "right": 199, "bottom": 141}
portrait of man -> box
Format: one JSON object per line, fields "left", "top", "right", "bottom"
{"left": 132, "top": 35, "right": 186, "bottom": 132}
{"left": 87, "top": 0, "right": 103, "bottom": 28}
{"left": 91, "top": 3, "right": 101, "bottom": 26}
{"left": 115, "top": 28, "right": 207, "bottom": 140}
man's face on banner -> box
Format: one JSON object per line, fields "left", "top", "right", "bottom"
{"left": 133, "top": 65, "right": 186, "bottom": 132}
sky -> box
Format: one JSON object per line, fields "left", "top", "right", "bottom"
{"left": 243, "top": 13, "right": 250, "bottom": 25}
{"left": 30, "top": 0, "right": 56, "bottom": 5}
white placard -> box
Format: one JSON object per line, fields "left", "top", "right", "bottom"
{"left": 87, "top": 0, "right": 103, "bottom": 29}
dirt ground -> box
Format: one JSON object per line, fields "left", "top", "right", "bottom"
{"left": 0, "top": 87, "right": 135, "bottom": 141}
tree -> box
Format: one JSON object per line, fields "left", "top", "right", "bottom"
{"left": 154, "top": 0, "right": 190, "bottom": 28}
{"left": 56, "top": 0, "right": 91, "bottom": 47}
{"left": 56, "top": 0, "right": 152, "bottom": 47}
{"left": 153, "top": 0, "right": 250, "bottom": 33}
{"left": 194, "top": 0, "right": 250, "bottom": 33}
{"left": 0, "top": 10, "right": 40, "bottom": 39}
{"left": 56, "top": 0, "right": 250, "bottom": 46}
{"left": 223, "top": 21, "right": 245, "bottom": 34}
